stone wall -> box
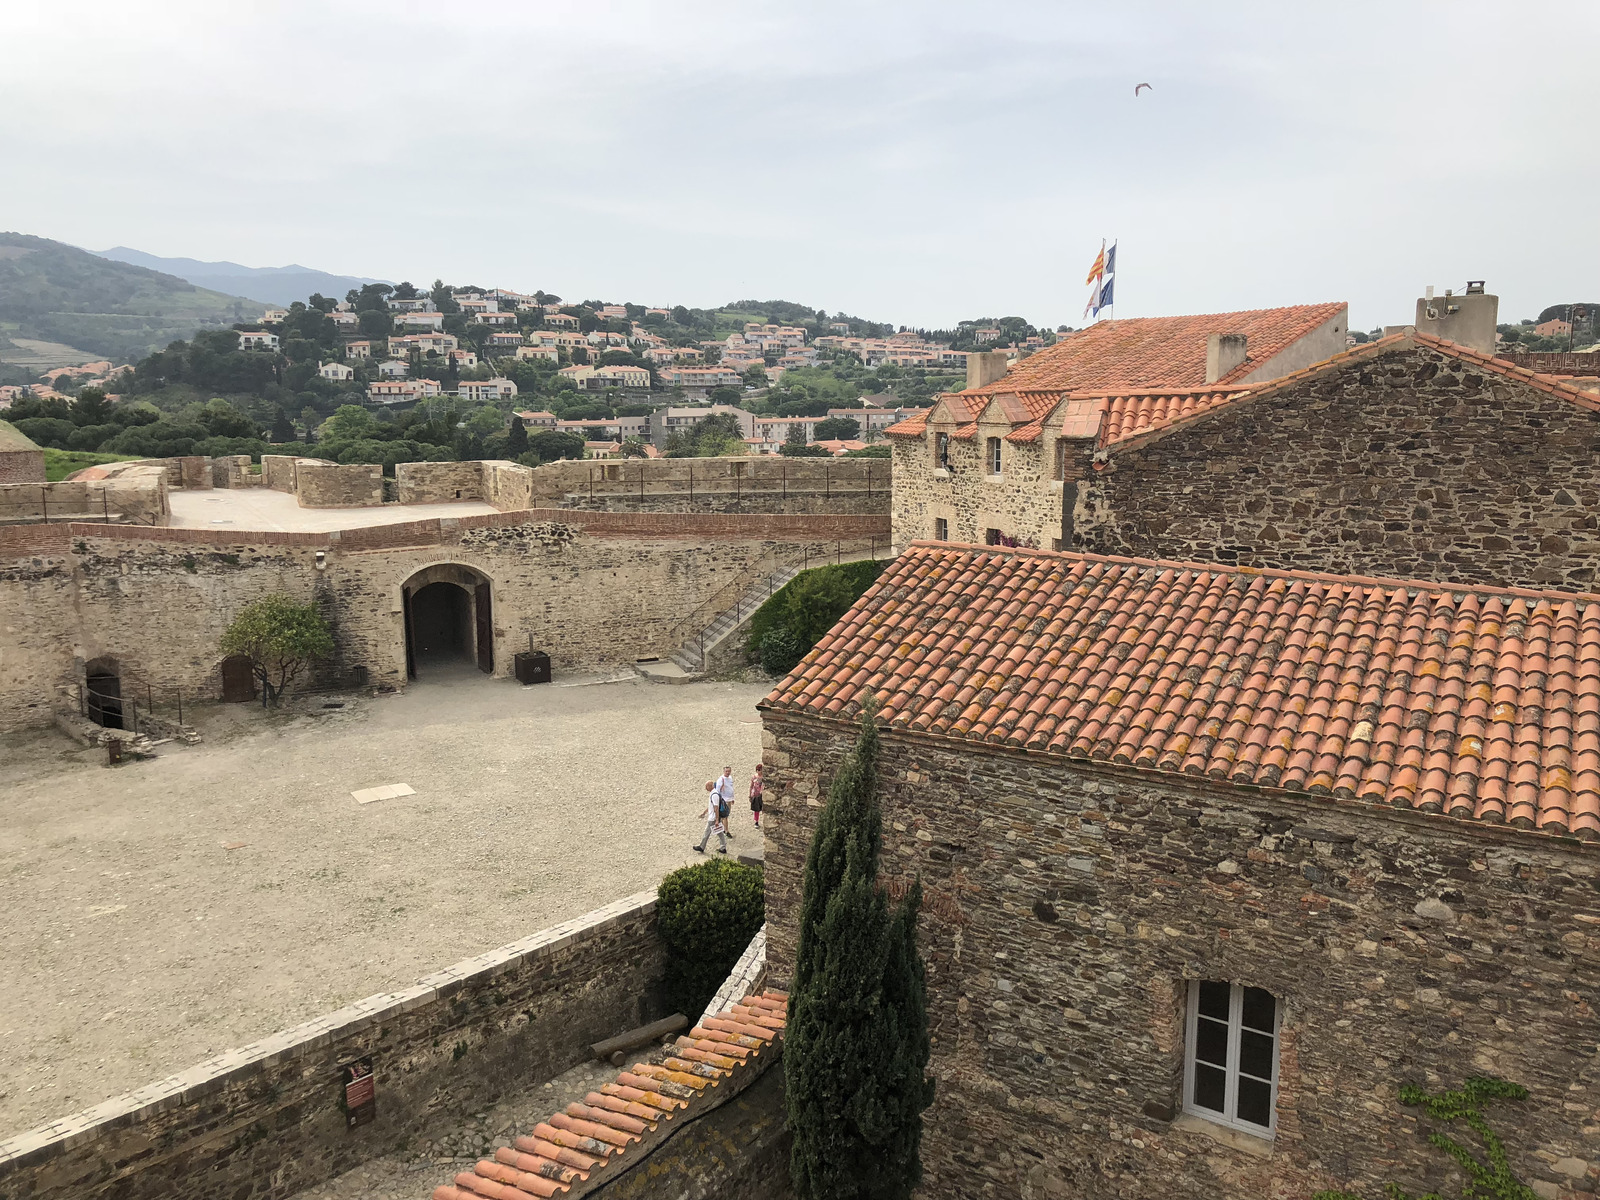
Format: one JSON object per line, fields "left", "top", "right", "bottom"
{"left": 1077, "top": 344, "right": 1600, "bottom": 590}
{"left": 0, "top": 449, "right": 45, "bottom": 484}
{"left": 395, "top": 460, "right": 487, "bottom": 505}
{"left": 528, "top": 456, "right": 887, "bottom": 507}
{"left": 890, "top": 422, "right": 1067, "bottom": 551}
{"left": 0, "top": 893, "right": 666, "bottom": 1200}
{"left": 560, "top": 489, "right": 888, "bottom": 516}
{"left": 175, "top": 455, "right": 211, "bottom": 490}
{"left": 758, "top": 712, "right": 1600, "bottom": 1200}
{"left": 0, "top": 510, "right": 889, "bottom": 731}
{"left": 210, "top": 454, "right": 254, "bottom": 489}
{"left": 262, "top": 454, "right": 300, "bottom": 493}
{"left": 295, "top": 461, "right": 383, "bottom": 507}
{"left": 0, "top": 462, "right": 169, "bottom": 526}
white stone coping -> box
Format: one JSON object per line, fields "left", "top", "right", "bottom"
{"left": 699, "top": 924, "right": 768, "bottom": 1027}
{"left": 0, "top": 890, "right": 659, "bottom": 1170}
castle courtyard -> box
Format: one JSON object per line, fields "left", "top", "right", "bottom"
{"left": 0, "top": 671, "right": 770, "bottom": 1137}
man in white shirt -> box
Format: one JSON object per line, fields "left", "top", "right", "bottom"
{"left": 712, "top": 766, "right": 736, "bottom": 841}
{"left": 694, "top": 780, "right": 727, "bottom": 855}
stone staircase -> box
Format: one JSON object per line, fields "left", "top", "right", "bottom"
{"left": 637, "top": 548, "right": 884, "bottom": 684}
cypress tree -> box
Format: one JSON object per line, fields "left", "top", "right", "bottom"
{"left": 787, "top": 704, "right": 934, "bottom": 1200}
{"left": 507, "top": 414, "right": 529, "bottom": 456}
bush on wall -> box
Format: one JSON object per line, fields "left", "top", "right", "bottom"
{"left": 747, "top": 559, "right": 888, "bottom": 676}
{"left": 656, "top": 858, "right": 765, "bottom": 1018}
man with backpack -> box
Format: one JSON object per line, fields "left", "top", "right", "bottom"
{"left": 693, "top": 775, "right": 730, "bottom": 855}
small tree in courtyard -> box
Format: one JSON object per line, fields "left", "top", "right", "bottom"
{"left": 786, "top": 701, "right": 933, "bottom": 1200}
{"left": 220, "top": 594, "right": 334, "bottom": 707}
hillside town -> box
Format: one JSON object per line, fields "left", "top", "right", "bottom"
{"left": 2, "top": 6, "right": 1599, "bottom": 1200}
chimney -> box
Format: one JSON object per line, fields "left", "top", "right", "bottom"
{"left": 1412, "top": 281, "right": 1498, "bottom": 354}
{"left": 966, "top": 350, "right": 1009, "bottom": 391}
{"left": 1205, "top": 333, "right": 1249, "bottom": 384}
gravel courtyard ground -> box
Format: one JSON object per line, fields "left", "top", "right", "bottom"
{"left": 0, "top": 669, "right": 770, "bottom": 1138}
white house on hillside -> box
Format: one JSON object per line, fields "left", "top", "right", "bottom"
{"left": 319, "top": 361, "right": 354, "bottom": 381}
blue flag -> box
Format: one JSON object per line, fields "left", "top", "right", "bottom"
{"left": 1096, "top": 277, "right": 1114, "bottom": 311}
{"left": 1104, "top": 242, "right": 1116, "bottom": 276}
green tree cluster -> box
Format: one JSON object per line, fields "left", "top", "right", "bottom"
{"left": 663, "top": 411, "right": 745, "bottom": 458}
{"left": 786, "top": 705, "right": 933, "bottom": 1200}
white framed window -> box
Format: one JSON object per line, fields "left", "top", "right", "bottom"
{"left": 987, "top": 437, "right": 1002, "bottom": 475}
{"left": 933, "top": 517, "right": 948, "bottom": 541}
{"left": 1184, "top": 980, "right": 1280, "bottom": 1137}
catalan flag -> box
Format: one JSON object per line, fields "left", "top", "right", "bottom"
{"left": 1084, "top": 241, "right": 1107, "bottom": 286}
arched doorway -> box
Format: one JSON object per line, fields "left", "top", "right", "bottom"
{"left": 85, "top": 657, "right": 124, "bottom": 729}
{"left": 401, "top": 564, "right": 494, "bottom": 679}
{"left": 220, "top": 654, "right": 256, "bottom": 703}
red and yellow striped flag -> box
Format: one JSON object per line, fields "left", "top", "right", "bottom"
{"left": 1084, "top": 241, "right": 1106, "bottom": 286}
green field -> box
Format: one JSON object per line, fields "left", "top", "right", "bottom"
{"left": 42, "top": 447, "right": 144, "bottom": 481}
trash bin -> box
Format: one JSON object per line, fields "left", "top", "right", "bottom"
{"left": 514, "top": 651, "right": 552, "bottom": 685}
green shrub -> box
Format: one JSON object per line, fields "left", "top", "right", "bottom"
{"left": 656, "top": 859, "right": 765, "bottom": 1018}
{"left": 760, "top": 626, "right": 805, "bottom": 675}
{"left": 746, "top": 559, "right": 887, "bottom": 671}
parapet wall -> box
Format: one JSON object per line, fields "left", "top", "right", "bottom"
{"left": 0, "top": 893, "right": 665, "bottom": 1200}
{"left": 295, "top": 461, "right": 383, "bottom": 507}
{"left": 529, "top": 455, "right": 885, "bottom": 506}
{"left": 0, "top": 461, "right": 169, "bottom": 526}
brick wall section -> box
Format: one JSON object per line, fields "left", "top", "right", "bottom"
{"left": 757, "top": 713, "right": 1600, "bottom": 1200}
{"left": 0, "top": 450, "right": 45, "bottom": 484}
{"left": 295, "top": 462, "right": 383, "bottom": 507}
{"left": 1078, "top": 344, "right": 1600, "bottom": 590}
{"left": 0, "top": 893, "right": 666, "bottom": 1200}
{"left": 0, "top": 511, "right": 889, "bottom": 730}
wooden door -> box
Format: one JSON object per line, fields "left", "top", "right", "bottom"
{"left": 402, "top": 586, "right": 416, "bottom": 679}
{"left": 220, "top": 654, "right": 255, "bottom": 703}
{"left": 474, "top": 582, "right": 493, "bottom": 674}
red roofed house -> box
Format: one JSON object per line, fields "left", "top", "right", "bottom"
{"left": 889, "top": 296, "right": 1600, "bottom": 592}
{"left": 758, "top": 540, "right": 1600, "bottom": 1200}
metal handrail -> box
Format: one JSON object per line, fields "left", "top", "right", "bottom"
{"left": 665, "top": 534, "right": 892, "bottom": 668}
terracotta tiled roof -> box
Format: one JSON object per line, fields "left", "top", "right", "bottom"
{"left": 760, "top": 544, "right": 1600, "bottom": 840}
{"left": 431, "top": 990, "right": 787, "bottom": 1200}
{"left": 889, "top": 333, "right": 1600, "bottom": 453}
{"left": 972, "top": 302, "right": 1346, "bottom": 394}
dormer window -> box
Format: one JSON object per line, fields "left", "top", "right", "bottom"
{"left": 935, "top": 432, "right": 950, "bottom": 469}
{"left": 987, "top": 437, "right": 1002, "bottom": 476}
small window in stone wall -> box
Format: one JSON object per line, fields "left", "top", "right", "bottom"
{"left": 934, "top": 517, "right": 949, "bottom": 541}
{"left": 987, "top": 437, "right": 1002, "bottom": 475}
{"left": 1184, "top": 980, "right": 1280, "bottom": 1136}
{"left": 935, "top": 432, "right": 950, "bottom": 468}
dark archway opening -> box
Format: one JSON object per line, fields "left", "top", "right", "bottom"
{"left": 411, "top": 582, "right": 473, "bottom": 665}
{"left": 402, "top": 565, "right": 494, "bottom": 679}
{"left": 85, "top": 658, "right": 124, "bottom": 729}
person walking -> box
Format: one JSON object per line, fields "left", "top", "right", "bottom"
{"left": 713, "top": 766, "right": 736, "bottom": 841}
{"left": 748, "top": 763, "right": 764, "bottom": 830}
{"left": 693, "top": 780, "right": 726, "bottom": 855}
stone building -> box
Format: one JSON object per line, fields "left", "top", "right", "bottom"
{"left": 758, "top": 541, "right": 1600, "bottom": 1200}
{"left": 887, "top": 318, "right": 1600, "bottom": 593}
{"left": 0, "top": 420, "right": 45, "bottom": 483}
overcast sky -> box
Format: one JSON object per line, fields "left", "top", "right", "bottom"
{"left": 4, "top": 1, "right": 1595, "bottom": 331}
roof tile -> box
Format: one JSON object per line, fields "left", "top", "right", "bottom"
{"left": 760, "top": 545, "right": 1600, "bottom": 842}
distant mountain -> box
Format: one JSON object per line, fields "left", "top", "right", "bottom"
{"left": 95, "top": 247, "right": 387, "bottom": 308}
{"left": 0, "top": 232, "right": 266, "bottom": 365}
